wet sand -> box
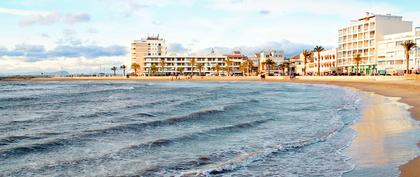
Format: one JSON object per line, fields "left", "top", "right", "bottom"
{"left": 295, "top": 80, "right": 420, "bottom": 177}
{"left": 2, "top": 76, "right": 420, "bottom": 177}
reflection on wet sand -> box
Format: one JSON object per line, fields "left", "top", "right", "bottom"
{"left": 345, "top": 92, "right": 420, "bottom": 176}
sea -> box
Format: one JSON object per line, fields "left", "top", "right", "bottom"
{"left": 0, "top": 81, "right": 366, "bottom": 176}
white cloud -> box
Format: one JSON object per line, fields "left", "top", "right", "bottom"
{"left": 0, "top": 56, "right": 130, "bottom": 74}
{"left": 210, "top": 0, "right": 399, "bottom": 18}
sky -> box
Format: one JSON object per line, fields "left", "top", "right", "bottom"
{"left": 0, "top": 0, "right": 419, "bottom": 74}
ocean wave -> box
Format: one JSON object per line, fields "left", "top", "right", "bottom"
{"left": 0, "top": 106, "right": 228, "bottom": 159}
{"left": 4, "top": 119, "right": 273, "bottom": 176}
{"left": 178, "top": 119, "right": 346, "bottom": 176}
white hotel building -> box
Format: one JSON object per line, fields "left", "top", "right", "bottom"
{"left": 131, "top": 36, "right": 236, "bottom": 76}
{"left": 377, "top": 27, "right": 420, "bottom": 74}
{"left": 337, "top": 13, "right": 413, "bottom": 75}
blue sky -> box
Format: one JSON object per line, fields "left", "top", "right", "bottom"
{"left": 0, "top": 0, "right": 419, "bottom": 74}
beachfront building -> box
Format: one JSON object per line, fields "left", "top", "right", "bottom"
{"left": 289, "top": 54, "right": 305, "bottom": 75}
{"left": 377, "top": 27, "right": 420, "bottom": 75}
{"left": 225, "top": 51, "right": 248, "bottom": 75}
{"left": 258, "top": 50, "right": 285, "bottom": 75}
{"left": 132, "top": 35, "right": 250, "bottom": 76}
{"left": 310, "top": 49, "right": 338, "bottom": 75}
{"left": 337, "top": 13, "right": 413, "bottom": 75}
{"left": 131, "top": 35, "right": 168, "bottom": 75}
{"left": 143, "top": 54, "right": 227, "bottom": 76}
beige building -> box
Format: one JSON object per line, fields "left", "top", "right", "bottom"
{"left": 224, "top": 51, "right": 248, "bottom": 75}
{"left": 377, "top": 27, "right": 420, "bottom": 74}
{"left": 131, "top": 36, "right": 168, "bottom": 75}
{"left": 337, "top": 13, "right": 412, "bottom": 75}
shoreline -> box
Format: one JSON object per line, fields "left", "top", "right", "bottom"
{"left": 2, "top": 76, "right": 420, "bottom": 177}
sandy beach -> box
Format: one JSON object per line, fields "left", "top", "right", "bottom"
{"left": 294, "top": 79, "right": 420, "bottom": 177}
{"left": 2, "top": 75, "right": 420, "bottom": 177}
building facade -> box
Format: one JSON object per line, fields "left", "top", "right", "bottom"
{"left": 131, "top": 36, "right": 252, "bottom": 76}
{"left": 143, "top": 54, "right": 227, "bottom": 76}
{"left": 225, "top": 51, "right": 248, "bottom": 75}
{"left": 377, "top": 27, "right": 420, "bottom": 74}
{"left": 131, "top": 36, "right": 168, "bottom": 75}
{"left": 310, "top": 49, "right": 337, "bottom": 75}
{"left": 337, "top": 13, "right": 412, "bottom": 75}
{"left": 258, "top": 50, "right": 285, "bottom": 75}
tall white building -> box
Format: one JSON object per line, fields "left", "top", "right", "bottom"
{"left": 131, "top": 36, "right": 168, "bottom": 75}
{"left": 377, "top": 27, "right": 420, "bottom": 74}
{"left": 337, "top": 13, "right": 412, "bottom": 75}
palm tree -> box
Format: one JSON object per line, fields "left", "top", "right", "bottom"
{"left": 150, "top": 64, "right": 158, "bottom": 76}
{"left": 314, "top": 46, "right": 325, "bottom": 76}
{"left": 279, "top": 63, "right": 287, "bottom": 76}
{"left": 159, "top": 59, "right": 166, "bottom": 75}
{"left": 263, "top": 59, "right": 275, "bottom": 76}
{"left": 189, "top": 58, "right": 196, "bottom": 76}
{"left": 131, "top": 63, "right": 140, "bottom": 76}
{"left": 302, "top": 50, "right": 313, "bottom": 76}
{"left": 245, "top": 59, "right": 254, "bottom": 76}
{"left": 212, "top": 64, "right": 221, "bottom": 76}
{"left": 177, "top": 67, "right": 184, "bottom": 75}
{"left": 353, "top": 53, "right": 362, "bottom": 76}
{"left": 401, "top": 40, "right": 417, "bottom": 74}
{"left": 239, "top": 62, "right": 247, "bottom": 76}
{"left": 110, "top": 66, "right": 117, "bottom": 76}
{"left": 196, "top": 63, "right": 204, "bottom": 76}
{"left": 224, "top": 59, "right": 233, "bottom": 76}
{"left": 120, "top": 65, "right": 126, "bottom": 76}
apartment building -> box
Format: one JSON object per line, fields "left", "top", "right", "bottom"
{"left": 258, "top": 50, "right": 285, "bottom": 75}
{"left": 377, "top": 27, "right": 420, "bottom": 74}
{"left": 225, "top": 51, "right": 248, "bottom": 75}
{"left": 289, "top": 54, "right": 304, "bottom": 75}
{"left": 143, "top": 54, "right": 227, "bottom": 76}
{"left": 310, "top": 49, "right": 337, "bottom": 75}
{"left": 131, "top": 36, "right": 168, "bottom": 75}
{"left": 131, "top": 36, "right": 251, "bottom": 76}
{"left": 337, "top": 13, "right": 412, "bottom": 75}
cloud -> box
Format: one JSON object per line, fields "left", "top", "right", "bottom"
{"left": 19, "top": 12, "right": 91, "bottom": 26}
{"left": 194, "top": 40, "right": 325, "bottom": 57}
{"left": 211, "top": 0, "right": 399, "bottom": 18}
{"left": 0, "top": 44, "right": 127, "bottom": 61}
{"left": 167, "top": 43, "right": 191, "bottom": 53}
{"left": 259, "top": 10, "right": 270, "bottom": 15}
{"left": 0, "top": 56, "right": 129, "bottom": 75}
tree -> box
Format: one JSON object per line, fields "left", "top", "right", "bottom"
{"left": 314, "top": 46, "right": 325, "bottom": 76}
{"left": 159, "top": 59, "right": 166, "bottom": 74}
{"left": 353, "top": 54, "right": 362, "bottom": 76}
{"left": 212, "top": 64, "right": 221, "bottom": 76}
{"left": 239, "top": 62, "right": 247, "bottom": 76}
{"left": 131, "top": 63, "right": 141, "bottom": 76}
{"left": 196, "top": 63, "right": 204, "bottom": 76}
{"left": 120, "top": 65, "right": 126, "bottom": 76}
{"left": 110, "top": 66, "right": 117, "bottom": 76}
{"left": 177, "top": 67, "right": 184, "bottom": 75}
{"left": 189, "top": 58, "right": 196, "bottom": 76}
{"left": 224, "top": 59, "right": 233, "bottom": 76}
{"left": 245, "top": 59, "right": 254, "bottom": 76}
{"left": 401, "top": 40, "right": 417, "bottom": 74}
{"left": 302, "top": 50, "right": 313, "bottom": 76}
{"left": 279, "top": 63, "right": 287, "bottom": 76}
{"left": 150, "top": 64, "right": 158, "bottom": 76}
{"left": 263, "top": 59, "right": 275, "bottom": 76}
